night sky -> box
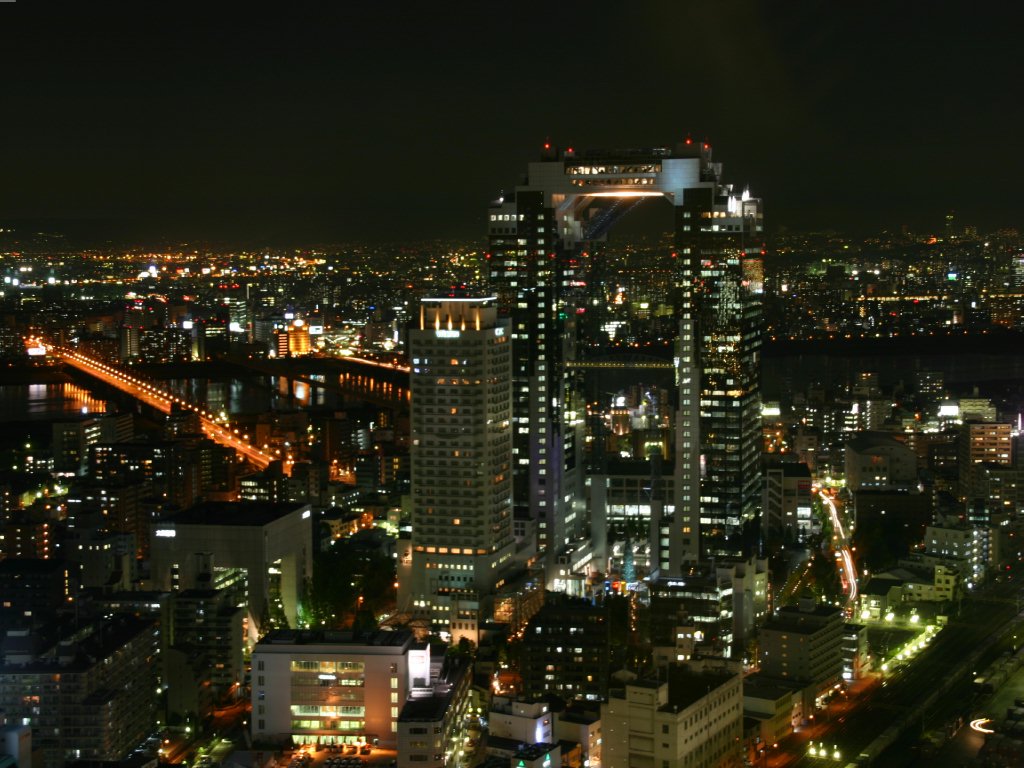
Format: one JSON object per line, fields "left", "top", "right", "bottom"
{"left": 2, "top": 3, "right": 1021, "bottom": 245}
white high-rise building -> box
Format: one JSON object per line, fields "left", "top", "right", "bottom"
{"left": 401, "top": 296, "right": 515, "bottom": 642}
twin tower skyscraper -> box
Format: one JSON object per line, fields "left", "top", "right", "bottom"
{"left": 400, "top": 139, "right": 764, "bottom": 640}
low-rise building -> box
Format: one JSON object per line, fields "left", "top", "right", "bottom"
{"left": 554, "top": 707, "right": 602, "bottom": 768}
{"left": 601, "top": 667, "right": 743, "bottom": 768}
{"left": 396, "top": 654, "right": 473, "bottom": 768}
{"left": 758, "top": 599, "right": 844, "bottom": 713}
{"left": 488, "top": 696, "right": 552, "bottom": 745}
{"left": 251, "top": 628, "right": 427, "bottom": 750}
{"left": 845, "top": 432, "right": 917, "bottom": 493}
{"left": 922, "top": 518, "right": 986, "bottom": 587}
{"left": 742, "top": 676, "right": 796, "bottom": 754}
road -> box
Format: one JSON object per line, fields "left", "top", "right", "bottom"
{"left": 820, "top": 489, "right": 858, "bottom": 609}
{"left": 52, "top": 347, "right": 276, "bottom": 470}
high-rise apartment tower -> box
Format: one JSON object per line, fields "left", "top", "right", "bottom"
{"left": 403, "top": 296, "right": 515, "bottom": 640}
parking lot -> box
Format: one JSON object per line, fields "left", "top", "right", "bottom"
{"left": 281, "top": 744, "right": 397, "bottom": 768}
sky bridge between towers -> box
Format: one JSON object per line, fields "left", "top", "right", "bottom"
{"left": 493, "top": 139, "right": 761, "bottom": 248}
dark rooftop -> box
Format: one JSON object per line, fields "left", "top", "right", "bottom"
{"left": 257, "top": 627, "right": 413, "bottom": 649}
{"left": 398, "top": 694, "right": 449, "bottom": 723}
{"left": 742, "top": 674, "right": 800, "bottom": 701}
{"left": 487, "top": 736, "right": 559, "bottom": 759}
{"left": 765, "top": 609, "right": 842, "bottom": 634}
{"left": 846, "top": 431, "right": 909, "bottom": 453}
{"left": 0, "top": 558, "right": 67, "bottom": 576}
{"left": 661, "top": 667, "right": 738, "bottom": 712}
{"left": 1, "top": 614, "right": 155, "bottom": 673}
{"left": 162, "top": 500, "right": 308, "bottom": 527}
{"left": 609, "top": 667, "right": 739, "bottom": 713}
{"left": 780, "top": 463, "right": 812, "bottom": 478}
{"left": 399, "top": 654, "right": 470, "bottom": 722}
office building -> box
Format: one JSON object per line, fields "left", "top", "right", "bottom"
{"left": 649, "top": 556, "right": 767, "bottom": 663}
{"left": 0, "top": 559, "right": 73, "bottom": 631}
{"left": 519, "top": 595, "right": 610, "bottom": 703}
{"left": 163, "top": 588, "right": 245, "bottom": 725}
{"left": 601, "top": 667, "right": 743, "bottom": 768}
{"left": 148, "top": 501, "right": 312, "bottom": 642}
{"left": 65, "top": 480, "right": 149, "bottom": 559}
{"left": 921, "top": 519, "right": 986, "bottom": 587}
{"left": 844, "top": 432, "right": 918, "bottom": 493}
{"left": 763, "top": 461, "right": 814, "bottom": 541}
{"left": 251, "top": 628, "right": 435, "bottom": 750}
{"left": 758, "top": 599, "right": 844, "bottom": 713}
{"left": 649, "top": 572, "right": 734, "bottom": 660}
{"left": 62, "top": 524, "right": 135, "bottom": 589}
{"left": 487, "top": 697, "right": 553, "bottom": 745}
{"left": 402, "top": 296, "right": 515, "bottom": 641}
{"left": 959, "top": 421, "right": 1013, "bottom": 502}
{"left": 488, "top": 139, "right": 762, "bottom": 571}
{"left": 554, "top": 708, "right": 602, "bottom": 768}
{"left": 52, "top": 419, "right": 103, "bottom": 474}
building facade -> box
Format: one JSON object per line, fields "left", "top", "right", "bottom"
{"left": 251, "top": 629, "right": 428, "bottom": 749}
{"left": 601, "top": 669, "right": 743, "bottom": 768}
{"left": 758, "top": 601, "right": 844, "bottom": 707}
{"left": 488, "top": 140, "right": 763, "bottom": 570}
{"left": 148, "top": 501, "right": 313, "bottom": 642}
{"left": 519, "top": 596, "right": 610, "bottom": 703}
{"left": 403, "top": 296, "right": 515, "bottom": 641}
{"left": 0, "top": 616, "right": 157, "bottom": 768}
{"left": 396, "top": 655, "right": 473, "bottom": 768}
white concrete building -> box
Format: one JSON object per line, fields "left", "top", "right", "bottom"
{"left": 554, "top": 709, "right": 602, "bottom": 768}
{"left": 396, "top": 655, "right": 473, "bottom": 768}
{"left": 250, "top": 629, "right": 429, "bottom": 749}
{"left": 601, "top": 669, "right": 743, "bottom": 768}
{"left": 488, "top": 696, "right": 552, "bottom": 745}
{"left": 924, "top": 520, "right": 986, "bottom": 587}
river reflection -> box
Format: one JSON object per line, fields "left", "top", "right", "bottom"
{"left": 0, "top": 382, "right": 109, "bottom": 420}
{"left": 160, "top": 376, "right": 335, "bottom": 415}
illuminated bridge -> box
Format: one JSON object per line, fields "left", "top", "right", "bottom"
{"left": 51, "top": 347, "right": 276, "bottom": 470}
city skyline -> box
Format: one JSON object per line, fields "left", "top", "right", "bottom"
{"left": 2, "top": 4, "right": 1023, "bottom": 244}
{"left": 5, "top": 5, "right": 1024, "bottom": 767}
